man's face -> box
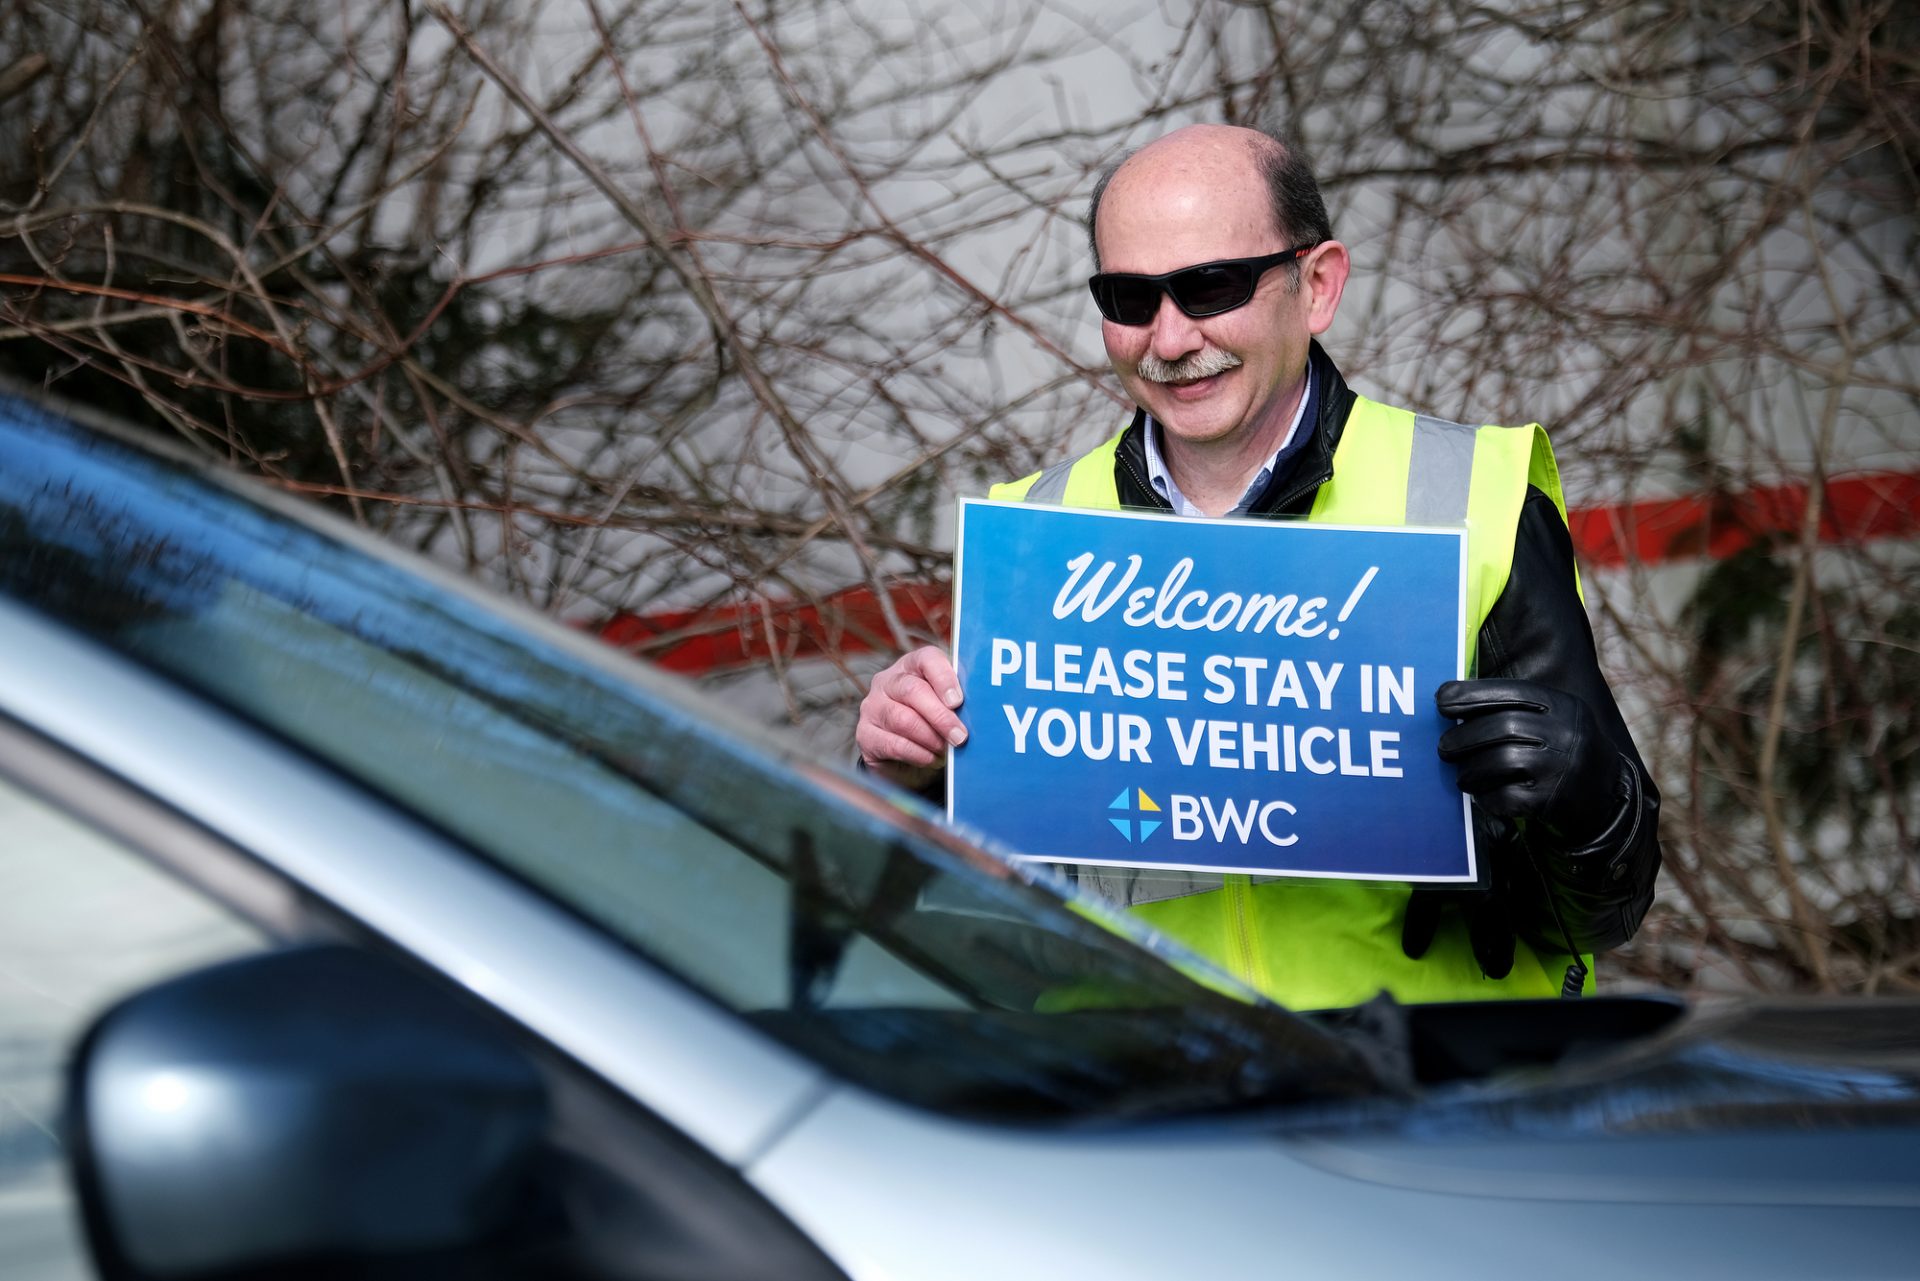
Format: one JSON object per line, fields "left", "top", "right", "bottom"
{"left": 1094, "top": 146, "right": 1317, "bottom": 452}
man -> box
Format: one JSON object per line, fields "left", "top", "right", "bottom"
{"left": 857, "top": 124, "right": 1659, "bottom": 1009}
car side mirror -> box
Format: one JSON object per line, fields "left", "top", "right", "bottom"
{"left": 65, "top": 944, "right": 551, "bottom": 1281}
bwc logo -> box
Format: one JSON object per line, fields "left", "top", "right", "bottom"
{"left": 1170, "top": 795, "right": 1299, "bottom": 847}
{"left": 1106, "top": 786, "right": 1161, "bottom": 842}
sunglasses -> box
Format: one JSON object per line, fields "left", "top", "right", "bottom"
{"left": 1087, "top": 245, "right": 1318, "bottom": 326}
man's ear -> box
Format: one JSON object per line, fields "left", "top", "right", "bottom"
{"left": 1303, "top": 240, "right": 1351, "bottom": 336}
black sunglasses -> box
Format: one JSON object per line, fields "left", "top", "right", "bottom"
{"left": 1087, "top": 245, "right": 1318, "bottom": 326}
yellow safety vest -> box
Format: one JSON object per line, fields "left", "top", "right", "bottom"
{"left": 989, "top": 396, "right": 1592, "bottom": 1008}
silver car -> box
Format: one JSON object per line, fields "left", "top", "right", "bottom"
{"left": 1, "top": 384, "right": 1917, "bottom": 1281}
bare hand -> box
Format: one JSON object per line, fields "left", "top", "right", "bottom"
{"left": 856, "top": 645, "right": 966, "bottom": 790}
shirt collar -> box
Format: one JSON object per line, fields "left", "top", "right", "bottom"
{"left": 1143, "top": 371, "right": 1315, "bottom": 517}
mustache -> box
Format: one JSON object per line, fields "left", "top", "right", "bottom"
{"left": 1137, "top": 347, "right": 1243, "bottom": 383}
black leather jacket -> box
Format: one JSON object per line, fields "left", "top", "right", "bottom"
{"left": 1105, "top": 342, "right": 1661, "bottom": 956}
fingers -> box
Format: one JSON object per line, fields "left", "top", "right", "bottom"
{"left": 898, "top": 645, "right": 962, "bottom": 709}
{"left": 1445, "top": 723, "right": 1560, "bottom": 819}
{"left": 1399, "top": 885, "right": 1516, "bottom": 980}
{"left": 1463, "top": 895, "right": 1516, "bottom": 980}
{"left": 1434, "top": 677, "right": 1552, "bottom": 719}
{"left": 856, "top": 645, "right": 967, "bottom": 771}
{"left": 1437, "top": 713, "right": 1547, "bottom": 762}
{"left": 856, "top": 722, "right": 943, "bottom": 768}
{"left": 882, "top": 663, "right": 967, "bottom": 749}
{"left": 855, "top": 692, "right": 951, "bottom": 765}
{"left": 1400, "top": 887, "right": 1443, "bottom": 959}
{"left": 1437, "top": 680, "right": 1620, "bottom": 852}
{"left": 1450, "top": 752, "right": 1542, "bottom": 804}
{"left": 1440, "top": 712, "right": 1554, "bottom": 818}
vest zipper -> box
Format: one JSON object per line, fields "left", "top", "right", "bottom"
{"left": 1116, "top": 450, "right": 1173, "bottom": 511}
{"left": 1253, "top": 459, "right": 1335, "bottom": 518}
{"left": 1224, "top": 874, "right": 1261, "bottom": 989}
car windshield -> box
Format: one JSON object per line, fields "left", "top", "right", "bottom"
{"left": 0, "top": 390, "right": 1388, "bottom": 1120}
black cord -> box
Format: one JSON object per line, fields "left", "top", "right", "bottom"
{"left": 1521, "top": 835, "right": 1587, "bottom": 999}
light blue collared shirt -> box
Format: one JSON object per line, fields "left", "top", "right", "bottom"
{"left": 1143, "top": 373, "right": 1316, "bottom": 517}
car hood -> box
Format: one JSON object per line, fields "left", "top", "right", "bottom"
{"left": 750, "top": 996, "right": 1920, "bottom": 1281}
{"left": 1277, "top": 993, "right": 1920, "bottom": 1205}
{"left": 1427, "top": 994, "right": 1920, "bottom": 1131}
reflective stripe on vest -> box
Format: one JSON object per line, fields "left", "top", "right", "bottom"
{"left": 989, "top": 430, "right": 1125, "bottom": 506}
{"left": 1023, "top": 457, "right": 1077, "bottom": 505}
{"left": 1406, "top": 414, "right": 1477, "bottom": 525}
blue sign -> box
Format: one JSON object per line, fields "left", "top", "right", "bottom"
{"left": 948, "top": 500, "right": 1475, "bottom": 882}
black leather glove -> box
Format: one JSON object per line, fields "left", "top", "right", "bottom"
{"left": 1401, "top": 812, "right": 1518, "bottom": 980}
{"left": 1435, "top": 677, "right": 1629, "bottom": 850}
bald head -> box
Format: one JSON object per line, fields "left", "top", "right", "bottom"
{"left": 1087, "top": 125, "right": 1331, "bottom": 273}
